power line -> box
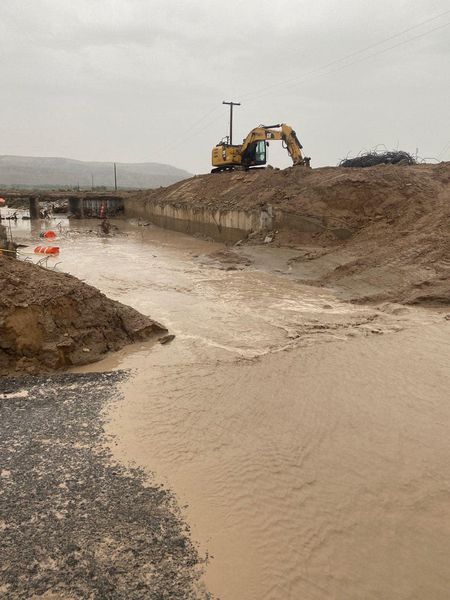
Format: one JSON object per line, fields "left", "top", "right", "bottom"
{"left": 437, "top": 140, "right": 450, "bottom": 160}
{"left": 244, "top": 19, "right": 450, "bottom": 105}
{"left": 174, "top": 105, "right": 221, "bottom": 138}
{"left": 159, "top": 110, "right": 227, "bottom": 160}
{"left": 323, "top": 20, "right": 449, "bottom": 76}
{"left": 158, "top": 105, "right": 222, "bottom": 154}
{"left": 241, "top": 8, "right": 450, "bottom": 102}
{"left": 159, "top": 8, "right": 450, "bottom": 164}
{"left": 176, "top": 111, "right": 226, "bottom": 145}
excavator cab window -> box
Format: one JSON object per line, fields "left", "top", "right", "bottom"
{"left": 254, "top": 140, "right": 266, "bottom": 165}
{"left": 241, "top": 140, "right": 267, "bottom": 168}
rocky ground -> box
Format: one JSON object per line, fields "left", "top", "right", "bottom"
{"left": 0, "top": 256, "right": 167, "bottom": 376}
{"left": 0, "top": 371, "right": 208, "bottom": 599}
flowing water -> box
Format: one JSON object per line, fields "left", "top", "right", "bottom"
{"left": 13, "top": 217, "right": 450, "bottom": 599}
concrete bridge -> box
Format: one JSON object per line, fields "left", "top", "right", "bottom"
{"left": 1, "top": 191, "right": 126, "bottom": 219}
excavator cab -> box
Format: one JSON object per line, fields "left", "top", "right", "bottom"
{"left": 242, "top": 140, "right": 267, "bottom": 168}
{"left": 254, "top": 140, "right": 267, "bottom": 164}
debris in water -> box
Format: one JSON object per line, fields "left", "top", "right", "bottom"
{"left": 34, "top": 245, "right": 60, "bottom": 255}
{"left": 40, "top": 230, "right": 57, "bottom": 240}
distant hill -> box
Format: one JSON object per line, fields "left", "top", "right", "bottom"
{"left": 0, "top": 155, "right": 192, "bottom": 189}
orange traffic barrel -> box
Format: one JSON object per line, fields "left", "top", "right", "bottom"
{"left": 34, "top": 245, "right": 60, "bottom": 255}
{"left": 40, "top": 230, "right": 57, "bottom": 240}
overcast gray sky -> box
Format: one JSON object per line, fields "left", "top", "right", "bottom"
{"left": 0, "top": 0, "right": 449, "bottom": 173}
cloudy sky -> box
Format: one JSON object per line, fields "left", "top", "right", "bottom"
{"left": 0, "top": 0, "right": 449, "bottom": 173}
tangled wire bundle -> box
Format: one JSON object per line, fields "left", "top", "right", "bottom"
{"left": 340, "top": 150, "right": 417, "bottom": 168}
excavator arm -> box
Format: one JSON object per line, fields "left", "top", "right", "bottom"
{"left": 240, "top": 124, "right": 310, "bottom": 168}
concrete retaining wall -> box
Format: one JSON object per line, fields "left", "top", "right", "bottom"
{"left": 124, "top": 200, "right": 274, "bottom": 242}
{"left": 124, "top": 198, "right": 353, "bottom": 241}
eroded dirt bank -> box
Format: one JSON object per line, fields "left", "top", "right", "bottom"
{"left": 0, "top": 256, "right": 166, "bottom": 376}
{"left": 130, "top": 162, "right": 450, "bottom": 304}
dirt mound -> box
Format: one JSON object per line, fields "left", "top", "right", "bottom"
{"left": 132, "top": 162, "right": 446, "bottom": 214}
{"left": 132, "top": 162, "right": 450, "bottom": 304}
{"left": 311, "top": 163, "right": 450, "bottom": 304}
{"left": 0, "top": 257, "right": 166, "bottom": 375}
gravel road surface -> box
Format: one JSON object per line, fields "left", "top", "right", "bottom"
{"left": 0, "top": 371, "right": 207, "bottom": 599}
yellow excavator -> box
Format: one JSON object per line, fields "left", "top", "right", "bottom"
{"left": 211, "top": 123, "right": 311, "bottom": 173}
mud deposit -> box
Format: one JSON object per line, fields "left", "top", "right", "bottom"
{"left": 0, "top": 372, "right": 207, "bottom": 599}
{"left": 4, "top": 216, "right": 450, "bottom": 599}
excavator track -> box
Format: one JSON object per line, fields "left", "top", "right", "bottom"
{"left": 211, "top": 166, "right": 247, "bottom": 174}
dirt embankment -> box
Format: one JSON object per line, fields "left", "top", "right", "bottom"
{"left": 132, "top": 162, "right": 450, "bottom": 304}
{"left": 0, "top": 257, "right": 166, "bottom": 376}
{"left": 131, "top": 161, "right": 448, "bottom": 215}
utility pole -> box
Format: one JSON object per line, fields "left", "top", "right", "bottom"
{"left": 222, "top": 100, "right": 240, "bottom": 145}
{"left": 91, "top": 173, "right": 94, "bottom": 191}
{"left": 113, "top": 162, "right": 117, "bottom": 191}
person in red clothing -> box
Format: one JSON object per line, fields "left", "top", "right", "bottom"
{"left": 98, "top": 203, "right": 111, "bottom": 234}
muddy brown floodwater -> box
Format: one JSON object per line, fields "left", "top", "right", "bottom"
{"left": 15, "top": 217, "right": 450, "bottom": 599}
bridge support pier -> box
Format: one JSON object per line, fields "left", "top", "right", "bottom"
{"left": 29, "top": 197, "right": 40, "bottom": 220}
{"left": 69, "top": 197, "right": 84, "bottom": 218}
